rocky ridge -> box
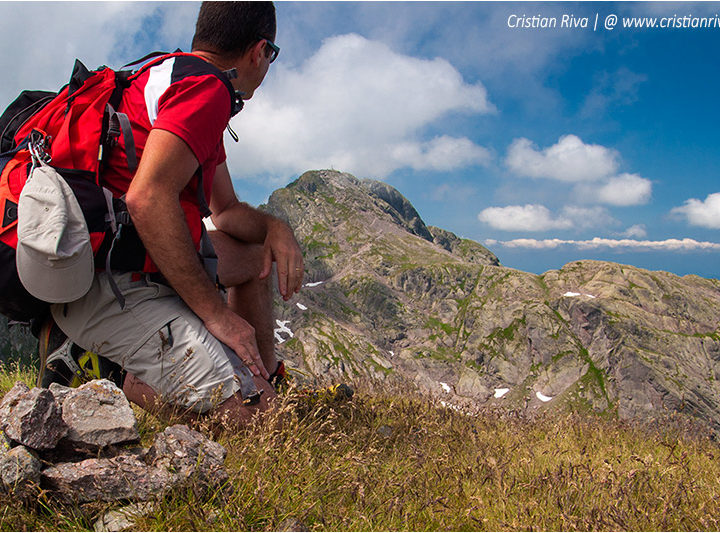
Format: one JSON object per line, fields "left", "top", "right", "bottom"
{"left": 266, "top": 170, "right": 720, "bottom": 430}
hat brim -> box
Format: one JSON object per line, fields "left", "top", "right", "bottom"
{"left": 16, "top": 242, "right": 95, "bottom": 303}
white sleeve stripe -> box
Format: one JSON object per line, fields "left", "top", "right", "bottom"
{"left": 144, "top": 57, "right": 175, "bottom": 126}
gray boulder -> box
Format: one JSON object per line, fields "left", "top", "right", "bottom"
{"left": 93, "top": 502, "right": 154, "bottom": 532}
{"left": 0, "top": 381, "right": 230, "bottom": 504}
{"left": 146, "top": 424, "right": 228, "bottom": 485}
{"left": 0, "top": 382, "right": 67, "bottom": 449}
{"left": 48, "top": 383, "right": 73, "bottom": 407}
{"left": 0, "top": 445, "right": 41, "bottom": 497}
{"left": 62, "top": 379, "right": 139, "bottom": 447}
{"left": 42, "top": 454, "right": 172, "bottom": 503}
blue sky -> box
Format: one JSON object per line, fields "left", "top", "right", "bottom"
{"left": 1, "top": 2, "right": 718, "bottom": 279}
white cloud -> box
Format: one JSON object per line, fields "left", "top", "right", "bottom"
{"left": 478, "top": 204, "right": 571, "bottom": 231}
{"left": 489, "top": 237, "right": 720, "bottom": 251}
{"left": 0, "top": 3, "right": 197, "bottom": 108}
{"left": 478, "top": 204, "right": 613, "bottom": 232}
{"left": 586, "top": 173, "right": 653, "bottom": 206}
{"left": 226, "top": 33, "right": 493, "bottom": 181}
{"left": 391, "top": 136, "right": 491, "bottom": 172}
{"left": 671, "top": 192, "right": 720, "bottom": 229}
{"left": 619, "top": 224, "right": 648, "bottom": 238}
{"left": 560, "top": 206, "right": 616, "bottom": 229}
{"left": 506, "top": 135, "right": 619, "bottom": 182}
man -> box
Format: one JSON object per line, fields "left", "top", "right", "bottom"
{"left": 50, "top": 2, "right": 301, "bottom": 425}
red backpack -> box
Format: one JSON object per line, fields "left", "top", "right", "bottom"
{"left": 0, "top": 59, "right": 137, "bottom": 322}
{"left": 0, "top": 53, "right": 240, "bottom": 322}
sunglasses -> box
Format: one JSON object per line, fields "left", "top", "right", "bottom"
{"left": 261, "top": 37, "right": 280, "bottom": 63}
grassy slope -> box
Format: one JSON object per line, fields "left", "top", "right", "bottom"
{"left": 1, "top": 365, "right": 720, "bottom": 531}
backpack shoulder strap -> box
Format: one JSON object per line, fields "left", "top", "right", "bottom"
{"left": 128, "top": 52, "right": 240, "bottom": 116}
{"left": 120, "top": 50, "right": 174, "bottom": 70}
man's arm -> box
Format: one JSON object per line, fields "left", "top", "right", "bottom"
{"left": 125, "top": 129, "right": 269, "bottom": 379}
{"left": 209, "top": 161, "right": 304, "bottom": 301}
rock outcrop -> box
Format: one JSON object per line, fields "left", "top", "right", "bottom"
{"left": 0, "top": 380, "right": 228, "bottom": 504}
{"left": 0, "top": 382, "right": 67, "bottom": 449}
{"left": 264, "top": 170, "right": 720, "bottom": 431}
{"left": 61, "top": 380, "right": 139, "bottom": 447}
{"left": 42, "top": 453, "right": 172, "bottom": 503}
{"left": 0, "top": 445, "right": 41, "bottom": 498}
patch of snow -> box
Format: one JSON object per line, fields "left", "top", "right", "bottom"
{"left": 536, "top": 391, "right": 553, "bottom": 402}
{"left": 494, "top": 388, "right": 510, "bottom": 399}
{"left": 440, "top": 382, "right": 452, "bottom": 394}
{"left": 296, "top": 302, "right": 307, "bottom": 311}
{"left": 563, "top": 291, "right": 597, "bottom": 299}
{"left": 273, "top": 319, "right": 294, "bottom": 344}
{"left": 304, "top": 281, "right": 324, "bottom": 288}
{"left": 389, "top": 351, "right": 394, "bottom": 357}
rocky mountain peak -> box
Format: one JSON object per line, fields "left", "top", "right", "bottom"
{"left": 286, "top": 169, "right": 361, "bottom": 195}
{"left": 265, "top": 170, "right": 720, "bottom": 433}
{"left": 265, "top": 170, "right": 500, "bottom": 282}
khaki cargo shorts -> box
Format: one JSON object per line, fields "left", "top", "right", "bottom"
{"left": 51, "top": 271, "right": 245, "bottom": 412}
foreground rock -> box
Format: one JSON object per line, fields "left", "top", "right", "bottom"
{"left": 48, "top": 383, "right": 72, "bottom": 406}
{"left": 93, "top": 502, "right": 155, "bottom": 532}
{"left": 42, "top": 454, "right": 172, "bottom": 503}
{"left": 147, "top": 424, "right": 228, "bottom": 485}
{"left": 62, "top": 380, "right": 139, "bottom": 447}
{"left": 0, "top": 445, "right": 41, "bottom": 497}
{"left": 0, "top": 382, "right": 67, "bottom": 449}
{"left": 0, "top": 380, "right": 228, "bottom": 504}
{"left": 42, "top": 425, "right": 227, "bottom": 503}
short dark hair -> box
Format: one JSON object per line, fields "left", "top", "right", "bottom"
{"left": 191, "top": 2, "right": 276, "bottom": 58}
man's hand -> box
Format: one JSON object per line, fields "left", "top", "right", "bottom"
{"left": 260, "top": 219, "right": 304, "bottom": 301}
{"left": 204, "top": 308, "right": 269, "bottom": 379}
{"left": 210, "top": 162, "right": 305, "bottom": 301}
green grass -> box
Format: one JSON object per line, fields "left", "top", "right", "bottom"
{"left": 1, "top": 368, "right": 720, "bottom": 531}
{"left": 0, "top": 360, "right": 37, "bottom": 392}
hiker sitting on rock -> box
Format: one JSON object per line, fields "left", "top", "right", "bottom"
{"left": 49, "top": 2, "right": 302, "bottom": 424}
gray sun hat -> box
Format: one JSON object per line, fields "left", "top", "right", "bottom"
{"left": 16, "top": 165, "right": 94, "bottom": 303}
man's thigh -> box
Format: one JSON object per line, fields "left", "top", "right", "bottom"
{"left": 51, "top": 272, "right": 243, "bottom": 412}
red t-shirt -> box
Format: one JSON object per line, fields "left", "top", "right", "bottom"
{"left": 102, "top": 53, "right": 232, "bottom": 271}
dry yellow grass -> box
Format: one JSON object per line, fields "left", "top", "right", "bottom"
{"left": 1, "top": 372, "right": 719, "bottom": 531}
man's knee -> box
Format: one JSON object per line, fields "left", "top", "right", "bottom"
{"left": 210, "top": 230, "right": 266, "bottom": 286}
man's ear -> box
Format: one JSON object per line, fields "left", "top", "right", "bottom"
{"left": 250, "top": 39, "right": 267, "bottom": 65}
